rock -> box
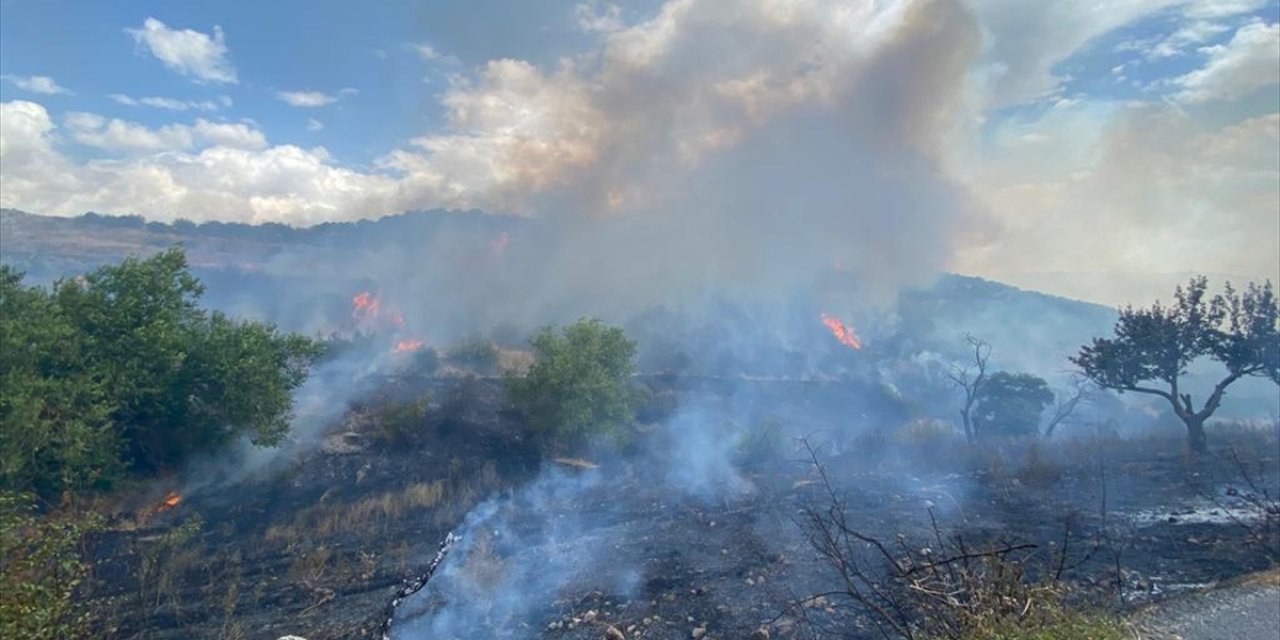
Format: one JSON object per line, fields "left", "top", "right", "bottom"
{"left": 604, "top": 624, "right": 626, "bottom": 640}
{"left": 692, "top": 625, "right": 707, "bottom": 639}
{"left": 750, "top": 629, "right": 770, "bottom": 640}
{"left": 277, "top": 637, "right": 309, "bottom": 640}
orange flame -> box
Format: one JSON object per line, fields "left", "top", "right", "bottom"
{"left": 352, "top": 292, "right": 381, "bottom": 321}
{"left": 820, "top": 313, "right": 862, "bottom": 350}
{"left": 154, "top": 491, "right": 181, "bottom": 513}
{"left": 393, "top": 339, "right": 426, "bottom": 353}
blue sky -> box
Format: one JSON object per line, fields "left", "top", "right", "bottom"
{"left": 0, "top": 0, "right": 1277, "bottom": 304}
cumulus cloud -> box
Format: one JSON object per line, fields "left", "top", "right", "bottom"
{"left": 306, "top": 118, "right": 324, "bottom": 131}
{"left": 0, "top": 100, "right": 397, "bottom": 225}
{"left": 1174, "top": 20, "right": 1280, "bottom": 102}
{"left": 126, "top": 17, "right": 237, "bottom": 84}
{"left": 1, "top": 74, "right": 71, "bottom": 95}
{"left": 275, "top": 88, "right": 357, "bottom": 107}
{"left": 574, "top": 1, "right": 625, "bottom": 33}
{"left": 109, "top": 94, "right": 221, "bottom": 111}
{"left": 61, "top": 111, "right": 266, "bottom": 153}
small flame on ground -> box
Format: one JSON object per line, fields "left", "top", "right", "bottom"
{"left": 393, "top": 339, "right": 426, "bottom": 353}
{"left": 155, "top": 491, "right": 181, "bottom": 513}
{"left": 820, "top": 313, "right": 862, "bottom": 350}
{"left": 352, "top": 292, "right": 382, "bottom": 321}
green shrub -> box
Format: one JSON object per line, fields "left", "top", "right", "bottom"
{"left": 0, "top": 493, "right": 101, "bottom": 640}
{"left": 0, "top": 249, "right": 322, "bottom": 496}
{"left": 505, "top": 318, "right": 638, "bottom": 446}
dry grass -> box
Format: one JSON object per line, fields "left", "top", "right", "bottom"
{"left": 266, "top": 480, "right": 450, "bottom": 545}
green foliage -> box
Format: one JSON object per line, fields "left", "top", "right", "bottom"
{"left": 930, "top": 601, "right": 1129, "bottom": 640}
{"left": 0, "top": 249, "right": 322, "bottom": 496}
{"left": 0, "top": 493, "right": 101, "bottom": 640}
{"left": 1072, "top": 276, "right": 1279, "bottom": 451}
{"left": 0, "top": 266, "right": 121, "bottom": 496}
{"left": 973, "top": 372, "right": 1054, "bottom": 438}
{"left": 505, "top": 318, "right": 638, "bottom": 445}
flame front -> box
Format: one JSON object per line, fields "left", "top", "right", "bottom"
{"left": 352, "top": 292, "right": 381, "bottom": 321}
{"left": 820, "top": 313, "right": 862, "bottom": 350}
{"left": 393, "top": 339, "right": 426, "bottom": 353}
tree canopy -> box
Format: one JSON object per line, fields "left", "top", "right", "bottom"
{"left": 0, "top": 249, "right": 322, "bottom": 497}
{"left": 972, "top": 372, "right": 1054, "bottom": 438}
{"left": 505, "top": 318, "right": 638, "bottom": 446}
{"left": 1071, "top": 277, "right": 1279, "bottom": 453}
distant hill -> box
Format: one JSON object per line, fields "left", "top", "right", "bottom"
{"left": 0, "top": 207, "right": 523, "bottom": 283}
{"left": 4, "top": 208, "right": 1273, "bottom": 420}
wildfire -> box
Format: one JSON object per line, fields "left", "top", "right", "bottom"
{"left": 154, "top": 491, "right": 181, "bottom": 513}
{"left": 393, "top": 339, "right": 426, "bottom": 353}
{"left": 349, "top": 291, "right": 421, "bottom": 353}
{"left": 352, "top": 292, "right": 382, "bottom": 320}
{"left": 820, "top": 313, "right": 862, "bottom": 351}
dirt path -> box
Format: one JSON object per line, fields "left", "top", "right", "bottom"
{"left": 1134, "top": 570, "right": 1280, "bottom": 640}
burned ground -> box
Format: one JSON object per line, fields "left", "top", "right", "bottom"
{"left": 75, "top": 375, "right": 1279, "bottom": 640}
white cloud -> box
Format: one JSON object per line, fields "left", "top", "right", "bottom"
{"left": 62, "top": 111, "right": 266, "bottom": 152}
{"left": 1174, "top": 21, "right": 1280, "bottom": 102}
{"left": 1182, "top": 0, "right": 1270, "bottom": 19}
{"left": 109, "top": 94, "right": 221, "bottom": 111}
{"left": 65, "top": 112, "right": 195, "bottom": 151}
{"left": 275, "top": 89, "right": 358, "bottom": 107}
{"left": 276, "top": 91, "right": 336, "bottom": 107}
{"left": 1147, "top": 20, "right": 1232, "bottom": 58}
{"left": 407, "top": 42, "right": 461, "bottom": 66}
{"left": 0, "top": 100, "right": 398, "bottom": 225}
{"left": 306, "top": 118, "right": 324, "bottom": 131}
{"left": 574, "top": 1, "right": 625, "bottom": 34}
{"left": 966, "top": 0, "right": 1185, "bottom": 107}
{"left": 190, "top": 119, "right": 267, "bottom": 149}
{"left": 126, "top": 17, "right": 237, "bottom": 84}
{"left": 1, "top": 74, "right": 72, "bottom": 95}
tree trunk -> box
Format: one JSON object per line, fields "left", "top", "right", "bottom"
{"left": 1183, "top": 415, "right": 1208, "bottom": 455}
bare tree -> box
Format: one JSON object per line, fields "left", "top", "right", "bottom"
{"left": 1042, "top": 375, "right": 1095, "bottom": 439}
{"left": 945, "top": 335, "right": 990, "bottom": 444}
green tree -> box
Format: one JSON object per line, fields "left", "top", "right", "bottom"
{"left": 0, "top": 267, "right": 120, "bottom": 496}
{"left": 506, "top": 318, "right": 638, "bottom": 446}
{"left": 0, "top": 249, "right": 322, "bottom": 494}
{"left": 972, "top": 372, "right": 1054, "bottom": 438}
{"left": 1072, "top": 277, "right": 1279, "bottom": 453}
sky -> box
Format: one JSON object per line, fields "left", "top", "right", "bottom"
{"left": 0, "top": 0, "right": 1277, "bottom": 306}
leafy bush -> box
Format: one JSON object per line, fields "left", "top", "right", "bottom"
{"left": 0, "top": 493, "right": 100, "bottom": 640}
{"left": 0, "top": 249, "right": 323, "bottom": 496}
{"left": 505, "top": 318, "right": 638, "bottom": 446}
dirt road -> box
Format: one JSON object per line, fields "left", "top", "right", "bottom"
{"left": 1135, "top": 570, "right": 1280, "bottom": 640}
